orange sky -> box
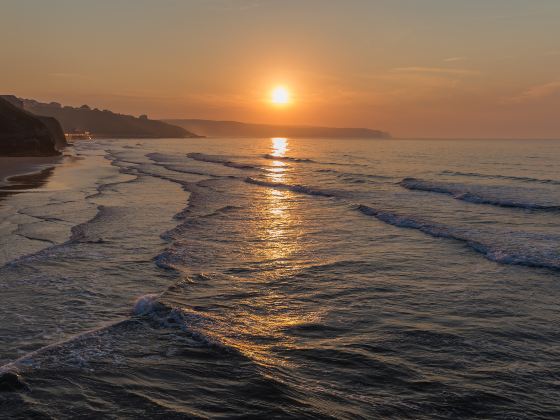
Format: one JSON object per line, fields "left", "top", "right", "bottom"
{"left": 1, "top": 0, "right": 560, "bottom": 138}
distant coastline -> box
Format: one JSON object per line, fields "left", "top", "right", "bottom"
{"left": 165, "top": 119, "right": 391, "bottom": 139}
{"left": 10, "top": 96, "right": 200, "bottom": 140}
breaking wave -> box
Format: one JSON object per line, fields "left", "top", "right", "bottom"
{"left": 0, "top": 287, "right": 232, "bottom": 375}
{"left": 440, "top": 170, "right": 560, "bottom": 185}
{"left": 187, "top": 153, "right": 260, "bottom": 170}
{"left": 263, "top": 154, "right": 370, "bottom": 168}
{"left": 132, "top": 293, "right": 162, "bottom": 316}
{"left": 400, "top": 177, "right": 560, "bottom": 210}
{"left": 244, "top": 177, "right": 336, "bottom": 197}
{"left": 356, "top": 204, "right": 560, "bottom": 270}
{"left": 263, "top": 154, "right": 315, "bottom": 163}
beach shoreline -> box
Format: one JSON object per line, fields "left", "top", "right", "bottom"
{"left": 0, "top": 156, "right": 62, "bottom": 199}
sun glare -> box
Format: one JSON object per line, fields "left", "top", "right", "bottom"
{"left": 271, "top": 137, "right": 288, "bottom": 157}
{"left": 271, "top": 86, "right": 290, "bottom": 105}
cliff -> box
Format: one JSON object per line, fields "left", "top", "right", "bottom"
{"left": 37, "top": 116, "right": 68, "bottom": 150}
{"left": 22, "top": 99, "right": 200, "bottom": 139}
{"left": 165, "top": 119, "right": 391, "bottom": 139}
{"left": 0, "top": 97, "right": 67, "bottom": 156}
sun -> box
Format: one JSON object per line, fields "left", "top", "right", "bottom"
{"left": 271, "top": 86, "right": 290, "bottom": 105}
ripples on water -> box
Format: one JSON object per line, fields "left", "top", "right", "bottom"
{"left": 1, "top": 138, "right": 559, "bottom": 418}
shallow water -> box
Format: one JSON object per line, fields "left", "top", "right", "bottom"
{"left": 1, "top": 138, "right": 559, "bottom": 418}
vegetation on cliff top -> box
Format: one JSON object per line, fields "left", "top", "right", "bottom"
{"left": 22, "top": 99, "right": 200, "bottom": 139}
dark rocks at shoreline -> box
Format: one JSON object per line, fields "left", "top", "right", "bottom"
{"left": 37, "top": 115, "right": 68, "bottom": 151}
{"left": 0, "top": 96, "right": 67, "bottom": 156}
{"left": 0, "top": 372, "right": 30, "bottom": 392}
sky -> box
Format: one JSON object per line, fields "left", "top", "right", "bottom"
{"left": 1, "top": 0, "right": 560, "bottom": 138}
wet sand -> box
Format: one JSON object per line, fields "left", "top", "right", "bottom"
{"left": 0, "top": 156, "right": 61, "bottom": 200}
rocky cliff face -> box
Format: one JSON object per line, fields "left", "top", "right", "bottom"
{"left": 37, "top": 116, "right": 68, "bottom": 150}
{"left": 0, "top": 97, "right": 67, "bottom": 156}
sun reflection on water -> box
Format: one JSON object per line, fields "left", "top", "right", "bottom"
{"left": 263, "top": 137, "right": 293, "bottom": 259}
{"left": 271, "top": 137, "right": 288, "bottom": 157}
{"left": 189, "top": 137, "right": 319, "bottom": 368}
{"left": 232, "top": 136, "right": 312, "bottom": 367}
{"left": 267, "top": 138, "right": 288, "bottom": 185}
{"left": 178, "top": 137, "right": 320, "bottom": 369}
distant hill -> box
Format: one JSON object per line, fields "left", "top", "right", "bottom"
{"left": 20, "top": 98, "right": 200, "bottom": 139}
{"left": 164, "top": 119, "right": 391, "bottom": 139}
{"left": 0, "top": 96, "right": 67, "bottom": 156}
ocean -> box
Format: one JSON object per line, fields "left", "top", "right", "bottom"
{"left": 1, "top": 137, "right": 559, "bottom": 418}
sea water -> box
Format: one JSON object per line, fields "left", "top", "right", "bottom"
{"left": 0, "top": 138, "right": 559, "bottom": 418}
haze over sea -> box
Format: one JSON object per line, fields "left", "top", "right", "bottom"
{"left": 1, "top": 137, "right": 559, "bottom": 418}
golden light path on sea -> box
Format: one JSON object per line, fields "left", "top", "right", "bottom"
{"left": 226, "top": 137, "right": 317, "bottom": 368}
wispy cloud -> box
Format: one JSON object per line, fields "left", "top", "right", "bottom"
{"left": 443, "top": 57, "right": 468, "bottom": 63}
{"left": 393, "top": 67, "right": 479, "bottom": 76}
{"left": 504, "top": 80, "right": 560, "bottom": 104}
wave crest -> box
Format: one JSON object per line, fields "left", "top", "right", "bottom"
{"left": 187, "top": 153, "right": 259, "bottom": 170}
{"left": 263, "top": 154, "right": 315, "bottom": 163}
{"left": 441, "top": 170, "right": 560, "bottom": 185}
{"left": 356, "top": 204, "right": 560, "bottom": 270}
{"left": 132, "top": 294, "right": 163, "bottom": 316}
{"left": 244, "top": 177, "right": 335, "bottom": 197}
{"left": 400, "top": 177, "right": 560, "bottom": 210}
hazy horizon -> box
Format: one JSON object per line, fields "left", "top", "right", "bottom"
{"left": 2, "top": 0, "right": 560, "bottom": 138}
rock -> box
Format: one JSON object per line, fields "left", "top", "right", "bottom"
{"left": 37, "top": 115, "right": 68, "bottom": 150}
{"left": 0, "top": 96, "right": 66, "bottom": 156}
{"left": 0, "top": 372, "right": 30, "bottom": 392}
